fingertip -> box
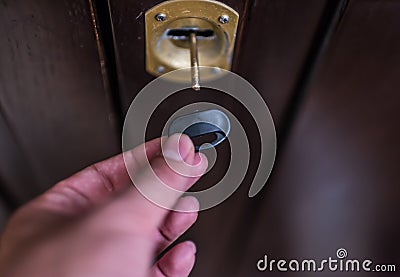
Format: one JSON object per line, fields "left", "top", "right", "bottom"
{"left": 168, "top": 196, "right": 199, "bottom": 215}
{"left": 178, "top": 134, "right": 195, "bottom": 159}
{"left": 163, "top": 134, "right": 194, "bottom": 162}
{"left": 182, "top": 240, "right": 197, "bottom": 255}
{"left": 158, "top": 241, "right": 197, "bottom": 277}
{"left": 191, "top": 152, "right": 209, "bottom": 175}
{"left": 175, "top": 196, "right": 200, "bottom": 212}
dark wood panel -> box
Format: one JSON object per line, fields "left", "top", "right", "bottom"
{"left": 235, "top": 0, "right": 329, "bottom": 129}
{"left": 0, "top": 113, "right": 38, "bottom": 204}
{"left": 0, "top": 0, "right": 120, "bottom": 201}
{"left": 0, "top": 197, "right": 8, "bottom": 231}
{"left": 238, "top": 0, "right": 400, "bottom": 276}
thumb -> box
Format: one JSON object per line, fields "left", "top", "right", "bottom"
{"left": 101, "top": 134, "right": 208, "bottom": 230}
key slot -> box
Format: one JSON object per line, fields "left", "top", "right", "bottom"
{"left": 168, "top": 109, "right": 231, "bottom": 152}
{"left": 167, "top": 28, "right": 215, "bottom": 40}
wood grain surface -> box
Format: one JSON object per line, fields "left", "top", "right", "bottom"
{"left": 0, "top": 0, "right": 399, "bottom": 276}
{"left": 0, "top": 0, "right": 120, "bottom": 204}
{"left": 237, "top": 0, "right": 400, "bottom": 276}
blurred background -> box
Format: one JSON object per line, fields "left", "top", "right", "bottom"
{"left": 0, "top": 0, "right": 399, "bottom": 276}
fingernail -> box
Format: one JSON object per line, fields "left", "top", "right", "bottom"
{"left": 185, "top": 241, "right": 197, "bottom": 254}
{"left": 163, "top": 134, "right": 193, "bottom": 162}
{"left": 177, "top": 196, "right": 200, "bottom": 212}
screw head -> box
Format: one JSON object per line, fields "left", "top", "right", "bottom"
{"left": 156, "top": 66, "right": 165, "bottom": 74}
{"left": 218, "top": 15, "right": 230, "bottom": 24}
{"left": 155, "top": 13, "right": 167, "bottom": 22}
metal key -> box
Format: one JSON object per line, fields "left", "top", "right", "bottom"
{"left": 189, "top": 32, "right": 201, "bottom": 91}
{"left": 168, "top": 109, "right": 231, "bottom": 152}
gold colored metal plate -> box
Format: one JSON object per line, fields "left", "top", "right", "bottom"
{"left": 145, "top": 0, "right": 239, "bottom": 80}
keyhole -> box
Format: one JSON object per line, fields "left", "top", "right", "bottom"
{"left": 167, "top": 28, "right": 215, "bottom": 44}
{"left": 191, "top": 133, "right": 218, "bottom": 149}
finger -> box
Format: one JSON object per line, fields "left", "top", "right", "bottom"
{"left": 104, "top": 134, "right": 208, "bottom": 231}
{"left": 34, "top": 137, "right": 163, "bottom": 214}
{"left": 155, "top": 196, "right": 199, "bottom": 254}
{"left": 149, "top": 241, "right": 197, "bottom": 277}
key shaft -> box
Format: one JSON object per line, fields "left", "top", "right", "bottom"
{"left": 189, "top": 32, "right": 201, "bottom": 91}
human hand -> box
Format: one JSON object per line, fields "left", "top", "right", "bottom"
{"left": 0, "top": 134, "right": 208, "bottom": 277}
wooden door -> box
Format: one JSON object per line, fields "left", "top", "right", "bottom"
{"left": 0, "top": 0, "right": 399, "bottom": 276}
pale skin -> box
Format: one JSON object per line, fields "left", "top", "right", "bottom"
{"left": 0, "top": 134, "right": 208, "bottom": 277}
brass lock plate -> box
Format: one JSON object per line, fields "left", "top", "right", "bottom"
{"left": 145, "top": 0, "right": 239, "bottom": 80}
